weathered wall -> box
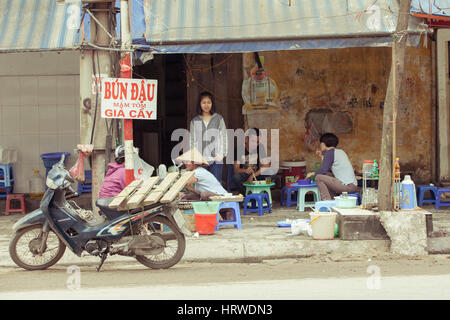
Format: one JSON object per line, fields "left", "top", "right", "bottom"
{"left": 243, "top": 41, "right": 433, "bottom": 183}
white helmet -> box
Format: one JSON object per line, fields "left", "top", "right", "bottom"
{"left": 114, "top": 145, "right": 125, "bottom": 162}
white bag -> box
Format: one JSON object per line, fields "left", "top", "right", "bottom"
{"left": 290, "top": 219, "right": 312, "bottom": 236}
{"left": 133, "top": 147, "right": 154, "bottom": 181}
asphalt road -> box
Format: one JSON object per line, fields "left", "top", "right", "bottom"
{"left": 1, "top": 256, "right": 450, "bottom": 300}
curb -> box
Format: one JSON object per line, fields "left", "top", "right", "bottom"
{"left": 0, "top": 238, "right": 391, "bottom": 268}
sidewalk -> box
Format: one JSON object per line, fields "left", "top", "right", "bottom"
{"left": 0, "top": 197, "right": 449, "bottom": 268}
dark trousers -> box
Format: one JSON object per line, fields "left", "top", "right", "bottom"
{"left": 315, "top": 174, "right": 358, "bottom": 200}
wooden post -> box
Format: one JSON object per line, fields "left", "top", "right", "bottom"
{"left": 378, "top": 0, "right": 412, "bottom": 211}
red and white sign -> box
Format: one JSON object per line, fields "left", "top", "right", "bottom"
{"left": 101, "top": 78, "right": 158, "bottom": 120}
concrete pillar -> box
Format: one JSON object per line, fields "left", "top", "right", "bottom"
{"left": 436, "top": 29, "right": 450, "bottom": 181}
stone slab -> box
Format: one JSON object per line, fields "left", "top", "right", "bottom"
{"left": 331, "top": 207, "right": 389, "bottom": 240}
{"left": 379, "top": 209, "right": 429, "bottom": 256}
{"left": 427, "top": 236, "right": 450, "bottom": 254}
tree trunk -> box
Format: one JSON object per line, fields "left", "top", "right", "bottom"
{"left": 378, "top": 0, "right": 411, "bottom": 211}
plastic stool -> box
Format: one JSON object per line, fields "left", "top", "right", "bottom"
{"left": 77, "top": 170, "right": 92, "bottom": 195}
{"left": 216, "top": 202, "right": 242, "bottom": 230}
{"left": 0, "top": 185, "right": 13, "bottom": 199}
{"left": 5, "top": 194, "right": 26, "bottom": 215}
{"left": 281, "top": 185, "right": 299, "bottom": 208}
{"left": 348, "top": 193, "right": 361, "bottom": 205}
{"left": 296, "top": 184, "right": 321, "bottom": 212}
{"left": 314, "top": 200, "right": 336, "bottom": 212}
{"left": 0, "top": 164, "right": 14, "bottom": 187}
{"left": 243, "top": 193, "right": 272, "bottom": 216}
{"left": 435, "top": 188, "right": 450, "bottom": 210}
{"left": 417, "top": 185, "right": 438, "bottom": 207}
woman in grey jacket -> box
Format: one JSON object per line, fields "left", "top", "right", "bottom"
{"left": 189, "top": 91, "right": 227, "bottom": 184}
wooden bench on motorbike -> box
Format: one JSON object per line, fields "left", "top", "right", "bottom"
{"left": 108, "top": 171, "right": 195, "bottom": 210}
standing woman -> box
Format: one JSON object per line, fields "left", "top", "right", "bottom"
{"left": 190, "top": 91, "right": 227, "bottom": 184}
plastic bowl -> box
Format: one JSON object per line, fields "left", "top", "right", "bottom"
{"left": 334, "top": 196, "right": 357, "bottom": 208}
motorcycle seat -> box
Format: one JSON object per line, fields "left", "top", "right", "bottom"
{"left": 96, "top": 197, "right": 163, "bottom": 217}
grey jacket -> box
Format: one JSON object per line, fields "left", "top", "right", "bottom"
{"left": 190, "top": 113, "right": 227, "bottom": 162}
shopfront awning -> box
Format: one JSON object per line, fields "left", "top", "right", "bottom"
{"left": 0, "top": 0, "right": 83, "bottom": 52}
{"left": 142, "top": 0, "right": 428, "bottom": 54}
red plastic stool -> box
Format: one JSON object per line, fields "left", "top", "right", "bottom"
{"left": 5, "top": 194, "right": 26, "bottom": 215}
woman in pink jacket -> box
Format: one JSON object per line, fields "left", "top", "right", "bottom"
{"left": 98, "top": 146, "right": 127, "bottom": 199}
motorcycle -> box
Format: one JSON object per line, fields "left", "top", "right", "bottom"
{"left": 9, "top": 155, "right": 190, "bottom": 272}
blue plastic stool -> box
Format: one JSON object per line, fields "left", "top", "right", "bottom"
{"left": 0, "top": 164, "right": 14, "bottom": 187}
{"left": 417, "top": 185, "right": 438, "bottom": 207}
{"left": 435, "top": 188, "right": 450, "bottom": 210}
{"left": 77, "top": 170, "right": 92, "bottom": 195}
{"left": 243, "top": 193, "right": 272, "bottom": 216}
{"left": 0, "top": 185, "right": 13, "bottom": 199}
{"left": 216, "top": 202, "right": 242, "bottom": 230}
{"left": 314, "top": 200, "right": 337, "bottom": 212}
{"left": 280, "top": 185, "right": 299, "bottom": 208}
{"left": 348, "top": 193, "right": 361, "bottom": 205}
{"left": 296, "top": 184, "right": 321, "bottom": 212}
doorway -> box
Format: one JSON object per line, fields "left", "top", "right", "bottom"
{"left": 132, "top": 54, "right": 187, "bottom": 168}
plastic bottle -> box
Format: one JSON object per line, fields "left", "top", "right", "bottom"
{"left": 371, "top": 160, "right": 379, "bottom": 179}
{"left": 400, "top": 175, "right": 416, "bottom": 210}
{"left": 29, "top": 170, "right": 45, "bottom": 199}
{"left": 394, "top": 157, "right": 400, "bottom": 179}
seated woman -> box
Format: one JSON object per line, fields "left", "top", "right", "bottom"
{"left": 176, "top": 148, "right": 227, "bottom": 201}
{"left": 98, "top": 145, "right": 126, "bottom": 199}
{"left": 176, "top": 148, "right": 233, "bottom": 220}
{"left": 306, "top": 132, "right": 358, "bottom": 200}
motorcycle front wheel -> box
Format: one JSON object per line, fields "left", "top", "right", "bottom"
{"left": 9, "top": 225, "right": 66, "bottom": 270}
{"left": 135, "top": 215, "right": 186, "bottom": 269}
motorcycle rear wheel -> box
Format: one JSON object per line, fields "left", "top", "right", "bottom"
{"left": 135, "top": 215, "right": 186, "bottom": 269}
{"left": 9, "top": 225, "right": 66, "bottom": 271}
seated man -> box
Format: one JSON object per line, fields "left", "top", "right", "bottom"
{"left": 176, "top": 148, "right": 227, "bottom": 201}
{"left": 98, "top": 145, "right": 126, "bottom": 199}
{"left": 232, "top": 128, "right": 274, "bottom": 195}
{"left": 306, "top": 133, "right": 358, "bottom": 200}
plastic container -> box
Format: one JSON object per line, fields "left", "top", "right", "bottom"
{"left": 281, "top": 160, "right": 306, "bottom": 186}
{"left": 363, "top": 160, "right": 374, "bottom": 178}
{"left": 309, "top": 211, "right": 337, "bottom": 240}
{"left": 192, "top": 201, "right": 221, "bottom": 235}
{"left": 29, "top": 170, "right": 44, "bottom": 199}
{"left": 371, "top": 160, "right": 379, "bottom": 178}
{"left": 40, "top": 152, "right": 70, "bottom": 176}
{"left": 334, "top": 196, "right": 357, "bottom": 208}
{"left": 394, "top": 157, "right": 400, "bottom": 179}
{"left": 400, "top": 175, "right": 416, "bottom": 210}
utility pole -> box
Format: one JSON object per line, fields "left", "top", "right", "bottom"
{"left": 120, "top": 0, "right": 135, "bottom": 185}
{"left": 378, "top": 0, "right": 412, "bottom": 211}
{"left": 86, "top": 1, "right": 113, "bottom": 211}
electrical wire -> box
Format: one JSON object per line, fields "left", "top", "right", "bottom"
{"left": 183, "top": 54, "right": 243, "bottom": 103}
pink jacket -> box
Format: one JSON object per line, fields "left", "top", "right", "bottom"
{"left": 98, "top": 162, "right": 126, "bottom": 199}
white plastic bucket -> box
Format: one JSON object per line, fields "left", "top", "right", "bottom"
{"left": 309, "top": 211, "right": 337, "bottom": 240}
